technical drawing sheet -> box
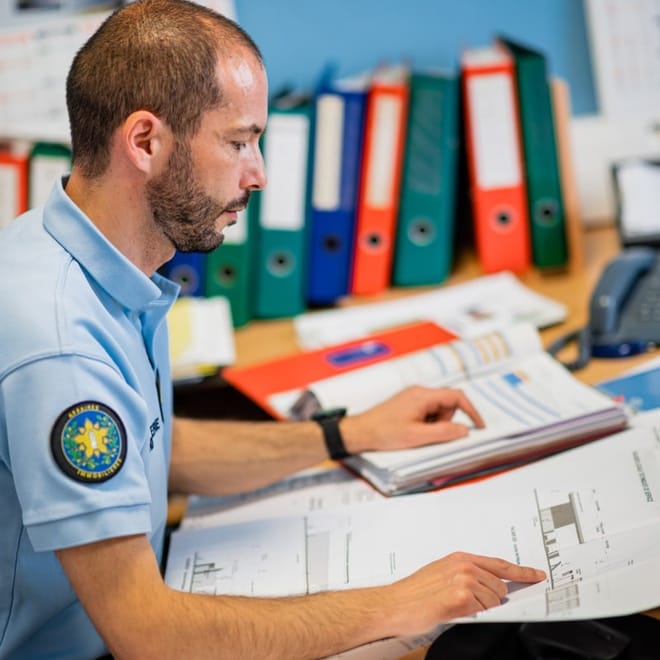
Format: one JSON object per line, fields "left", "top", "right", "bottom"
{"left": 166, "top": 412, "right": 660, "bottom": 622}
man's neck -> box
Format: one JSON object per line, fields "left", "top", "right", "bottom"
{"left": 64, "top": 170, "right": 174, "bottom": 276}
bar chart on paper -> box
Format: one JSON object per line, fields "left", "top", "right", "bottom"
{"left": 169, "top": 517, "right": 309, "bottom": 597}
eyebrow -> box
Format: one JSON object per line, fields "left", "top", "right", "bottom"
{"left": 233, "top": 123, "right": 265, "bottom": 138}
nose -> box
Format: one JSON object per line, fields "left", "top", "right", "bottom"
{"left": 242, "top": 145, "right": 267, "bottom": 192}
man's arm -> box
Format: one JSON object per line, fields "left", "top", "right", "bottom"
{"left": 57, "top": 534, "right": 544, "bottom": 660}
{"left": 169, "top": 386, "right": 485, "bottom": 496}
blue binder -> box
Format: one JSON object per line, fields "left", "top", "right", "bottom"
{"left": 306, "top": 66, "right": 369, "bottom": 305}
{"left": 161, "top": 251, "right": 205, "bottom": 297}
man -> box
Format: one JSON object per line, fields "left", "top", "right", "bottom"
{"left": 0, "top": 1, "right": 545, "bottom": 657}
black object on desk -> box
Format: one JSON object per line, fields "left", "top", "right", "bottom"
{"left": 174, "top": 375, "right": 272, "bottom": 421}
{"left": 425, "top": 615, "right": 660, "bottom": 659}
{"left": 548, "top": 159, "right": 660, "bottom": 372}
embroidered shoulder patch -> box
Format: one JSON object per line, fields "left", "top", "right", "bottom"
{"left": 50, "top": 401, "right": 127, "bottom": 483}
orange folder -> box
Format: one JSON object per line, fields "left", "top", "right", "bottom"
{"left": 461, "top": 43, "right": 531, "bottom": 274}
{"left": 349, "top": 64, "right": 410, "bottom": 295}
{"left": 223, "top": 321, "right": 457, "bottom": 420}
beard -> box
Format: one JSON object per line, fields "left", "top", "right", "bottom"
{"left": 146, "top": 137, "right": 248, "bottom": 254}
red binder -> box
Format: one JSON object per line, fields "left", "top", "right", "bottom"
{"left": 349, "top": 64, "right": 410, "bottom": 295}
{"left": 461, "top": 43, "right": 531, "bottom": 274}
{"left": 223, "top": 321, "right": 457, "bottom": 420}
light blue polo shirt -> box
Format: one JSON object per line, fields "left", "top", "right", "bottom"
{"left": 0, "top": 178, "right": 179, "bottom": 659}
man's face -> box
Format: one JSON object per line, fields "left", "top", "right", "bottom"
{"left": 145, "top": 136, "right": 233, "bottom": 253}
{"left": 147, "top": 51, "right": 268, "bottom": 254}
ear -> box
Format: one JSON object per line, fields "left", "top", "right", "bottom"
{"left": 121, "top": 110, "right": 172, "bottom": 175}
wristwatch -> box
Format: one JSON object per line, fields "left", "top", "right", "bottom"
{"left": 312, "top": 407, "right": 349, "bottom": 460}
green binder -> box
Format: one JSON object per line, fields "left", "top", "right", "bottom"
{"left": 499, "top": 36, "right": 568, "bottom": 270}
{"left": 205, "top": 203, "right": 256, "bottom": 328}
{"left": 253, "top": 92, "right": 312, "bottom": 319}
{"left": 392, "top": 70, "right": 459, "bottom": 286}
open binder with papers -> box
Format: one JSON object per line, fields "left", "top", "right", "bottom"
{"left": 224, "top": 322, "right": 628, "bottom": 495}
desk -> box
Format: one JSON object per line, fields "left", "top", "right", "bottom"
{"left": 171, "top": 224, "right": 660, "bottom": 657}
{"left": 174, "top": 225, "right": 648, "bottom": 413}
{"left": 227, "top": 224, "right": 649, "bottom": 382}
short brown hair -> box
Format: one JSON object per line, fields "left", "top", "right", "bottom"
{"left": 66, "top": 0, "right": 262, "bottom": 178}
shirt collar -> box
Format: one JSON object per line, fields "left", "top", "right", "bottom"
{"left": 43, "top": 177, "right": 179, "bottom": 313}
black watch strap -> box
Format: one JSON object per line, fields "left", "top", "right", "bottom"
{"left": 312, "top": 407, "right": 349, "bottom": 460}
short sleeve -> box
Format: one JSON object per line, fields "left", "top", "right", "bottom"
{"left": 3, "top": 354, "right": 154, "bottom": 551}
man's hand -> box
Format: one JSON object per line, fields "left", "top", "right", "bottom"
{"left": 341, "top": 386, "right": 485, "bottom": 454}
{"left": 380, "top": 552, "right": 546, "bottom": 637}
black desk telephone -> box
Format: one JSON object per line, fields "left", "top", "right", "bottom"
{"left": 549, "top": 158, "right": 660, "bottom": 370}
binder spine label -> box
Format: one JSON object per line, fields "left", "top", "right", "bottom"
{"left": 468, "top": 73, "right": 521, "bottom": 190}
{"left": 312, "top": 94, "right": 344, "bottom": 211}
{"left": 0, "top": 166, "right": 18, "bottom": 229}
{"left": 222, "top": 209, "right": 248, "bottom": 244}
{"left": 261, "top": 113, "right": 310, "bottom": 230}
{"left": 366, "top": 94, "right": 402, "bottom": 209}
{"left": 30, "top": 155, "right": 70, "bottom": 209}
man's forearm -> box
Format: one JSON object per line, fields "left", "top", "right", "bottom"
{"left": 169, "top": 416, "right": 332, "bottom": 496}
{"left": 59, "top": 534, "right": 394, "bottom": 660}
{"left": 58, "top": 533, "right": 545, "bottom": 659}
{"left": 160, "top": 587, "right": 389, "bottom": 660}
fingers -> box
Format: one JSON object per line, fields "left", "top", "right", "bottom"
{"left": 447, "top": 553, "right": 546, "bottom": 615}
{"left": 414, "top": 421, "right": 471, "bottom": 445}
{"left": 470, "top": 554, "right": 546, "bottom": 583}
{"left": 433, "top": 388, "right": 485, "bottom": 429}
{"left": 355, "top": 385, "right": 484, "bottom": 453}
{"left": 413, "top": 387, "right": 484, "bottom": 430}
{"left": 388, "top": 552, "right": 546, "bottom": 636}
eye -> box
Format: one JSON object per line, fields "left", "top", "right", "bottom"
{"left": 232, "top": 142, "right": 247, "bottom": 152}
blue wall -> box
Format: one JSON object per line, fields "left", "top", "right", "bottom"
{"left": 236, "top": 0, "right": 597, "bottom": 116}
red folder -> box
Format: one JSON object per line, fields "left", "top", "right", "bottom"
{"left": 349, "top": 64, "right": 410, "bottom": 295}
{"left": 461, "top": 43, "right": 531, "bottom": 274}
{"left": 223, "top": 321, "right": 457, "bottom": 420}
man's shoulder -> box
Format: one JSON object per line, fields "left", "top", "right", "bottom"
{"left": 0, "top": 216, "right": 114, "bottom": 375}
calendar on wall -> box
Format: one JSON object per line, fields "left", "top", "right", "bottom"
{"left": 0, "top": 12, "right": 109, "bottom": 143}
{"left": 585, "top": 0, "right": 660, "bottom": 120}
{"left": 0, "top": 0, "right": 237, "bottom": 144}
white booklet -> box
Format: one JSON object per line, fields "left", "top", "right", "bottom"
{"left": 347, "top": 351, "right": 627, "bottom": 494}
{"left": 267, "top": 323, "right": 628, "bottom": 495}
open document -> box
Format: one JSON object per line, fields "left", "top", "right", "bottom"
{"left": 227, "top": 322, "right": 629, "bottom": 495}
{"left": 165, "top": 413, "right": 660, "bottom": 626}
{"left": 341, "top": 348, "right": 627, "bottom": 494}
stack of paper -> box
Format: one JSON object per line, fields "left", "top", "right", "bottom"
{"left": 293, "top": 271, "right": 567, "bottom": 349}
{"left": 346, "top": 350, "right": 628, "bottom": 494}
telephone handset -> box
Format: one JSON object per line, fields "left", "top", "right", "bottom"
{"left": 589, "top": 246, "right": 657, "bottom": 342}
{"left": 549, "top": 246, "right": 659, "bottom": 370}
